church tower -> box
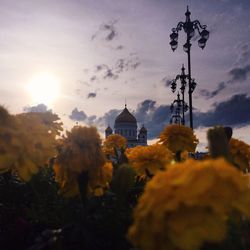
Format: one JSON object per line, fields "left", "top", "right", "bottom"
{"left": 138, "top": 125, "right": 147, "bottom": 145}
{"left": 105, "top": 125, "right": 113, "bottom": 138}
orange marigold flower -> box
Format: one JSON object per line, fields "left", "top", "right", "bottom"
{"left": 128, "top": 158, "right": 250, "bottom": 250}
{"left": 54, "top": 126, "right": 108, "bottom": 197}
{"left": 229, "top": 138, "right": 250, "bottom": 173}
{"left": 158, "top": 124, "right": 198, "bottom": 153}
{"left": 0, "top": 107, "right": 62, "bottom": 181}
{"left": 126, "top": 144, "right": 174, "bottom": 178}
{"left": 102, "top": 134, "right": 127, "bottom": 157}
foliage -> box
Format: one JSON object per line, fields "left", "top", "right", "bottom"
{"left": 229, "top": 138, "right": 250, "bottom": 173}
{"left": 102, "top": 134, "right": 127, "bottom": 158}
{"left": 0, "top": 106, "right": 62, "bottom": 181}
{"left": 54, "top": 126, "right": 107, "bottom": 198}
{"left": 126, "top": 144, "right": 174, "bottom": 178}
{"left": 128, "top": 158, "right": 250, "bottom": 250}
{"left": 158, "top": 124, "right": 198, "bottom": 154}
{"left": 1, "top": 107, "right": 250, "bottom": 250}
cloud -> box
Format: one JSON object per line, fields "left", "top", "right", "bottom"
{"left": 235, "top": 42, "right": 250, "bottom": 66}
{"left": 87, "top": 92, "right": 97, "bottom": 98}
{"left": 103, "top": 68, "right": 119, "bottom": 80}
{"left": 228, "top": 65, "right": 250, "bottom": 83}
{"left": 68, "top": 94, "right": 250, "bottom": 140}
{"left": 91, "top": 20, "right": 118, "bottom": 42}
{"left": 23, "top": 103, "right": 51, "bottom": 113}
{"left": 95, "top": 64, "right": 109, "bottom": 72}
{"left": 132, "top": 100, "right": 170, "bottom": 139}
{"left": 69, "top": 108, "right": 87, "bottom": 121}
{"left": 90, "top": 75, "right": 98, "bottom": 82}
{"left": 162, "top": 76, "right": 172, "bottom": 87}
{"left": 69, "top": 107, "right": 121, "bottom": 128}
{"left": 199, "top": 82, "right": 226, "bottom": 99}
{"left": 194, "top": 94, "right": 250, "bottom": 128}
{"left": 82, "top": 55, "right": 140, "bottom": 86}
{"left": 116, "top": 45, "right": 124, "bottom": 50}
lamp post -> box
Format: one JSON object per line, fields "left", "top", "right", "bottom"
{"left": 170, "top": 6, "right": 209, "bottom": 129}
{"left": 170, "top": 92, "right": 183, "bottom": 125}
{"left": 170, "top": 64, "right": 192, "bottom": 125}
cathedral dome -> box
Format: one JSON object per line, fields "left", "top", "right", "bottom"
{"left": 115, "top": 106, "right": 137, "bottom": 124}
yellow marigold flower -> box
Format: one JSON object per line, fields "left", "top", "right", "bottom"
{"left": 126, "top": 144, "right": 174, "bottom": 178}
{"left": 229, "top": 138, "right": 250, "bottom": 173}
{"left": 158, "top": 124, "right": 198, "bottom": 153}
{"left": 0, "top": 107, "right": 62, "bottom": 181}
{"left": 102, "top": 134, "right": 127, "bottom": 157}
{"left": 54, "top": 126, "right": 107, "bottom": 197}
{"left": 128, "top": 158, "right": 250, "bottom": 250}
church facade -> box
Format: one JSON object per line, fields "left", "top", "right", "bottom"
{"left": 105, "top": 105, "right": 147, "bottom": 147}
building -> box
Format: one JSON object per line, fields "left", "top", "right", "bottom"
{"left": 105, "top": 105, "right": 147, "bottom": 147}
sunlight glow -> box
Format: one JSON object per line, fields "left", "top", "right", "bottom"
{"left": 27, "top": 72, "right": 60, "bottom": 105}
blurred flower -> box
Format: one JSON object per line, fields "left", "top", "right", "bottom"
{"left": 229, "top": 138, "right": 250, "bottom": 173}
{"left": 54, "top": 126, "right": 106, "bottom": 198}
{"left": 126, "top": 144, "right": 174, "bottom": 178}
{"left": 102, "top": 134, "right": 127, "bottom": 157}
{"left": 89, "top": 161, "right": 113, "bottom": 196}
{"left": 158, "top": 125, "right": 198, "bottom": 162}
{"left": 0, "top": 106, "right": 62, "bottom": 181}
{"left": 207, "top": 126, "right": 229, "bottom": 160}
{"left": 128, "top": 158, "right": 250, "bottom": 250}
{"left": 158, "top": 124, "right": 198, "bottom": 154}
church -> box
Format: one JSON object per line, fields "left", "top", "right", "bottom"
{"left": 105, "top": 105, "right": 148, "bottom": 147}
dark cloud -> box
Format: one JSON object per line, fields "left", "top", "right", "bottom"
{"left": 90, "top": 75, "right": 98, "bottom": 82}
{"left": 228, "top": 65, "right": 250, "bottom": 82}
{"left": 103, "top": 69, "right": 119, "bottom": 80}
{"left": 236, "top": 42, "right": 250, "bottom": 65}
{"left": 95, "top": 109, "right": 121, "bottom": 128}
{"left": 87, "top": 92, "right": 97, "bottom": 99}
{"left": 94, "top": 64, "right": 118, "bottom": 80}
{"left": 194, "top": 94, "right": 250, "bottom": 128}
{"left": 23, "top": 103, "right": 51, "bottom": 113}
{"left": 95, "top": 64, "right": 109, "bottom": 72}
{"left": 199, "top": 82, "right": 226, "bottom": 99}
{"left": 69, "top": 108, "right": 87, "bottom": 121}
{"left": 68, "top": 94, "right": 250, "bottom": 140}
{"left": 112, "top": 56, "right": 140, "bottom": 74}
{"left": 87, "top": 115, "right": 97, "bottom": 124}
{"left": 133, "top": 100, "right": 170, "bottom": 139}
{"left": 81, "top": 55, "right": 140, "bottom": 85}
{"left": 134, "top": 99, "right": 156, "bottom": 122}
{"left": 162, "top": 76, "right": 172, "bottom": 87}
{"left": 91, "top": 20, "right": 118, "bottom": 42}
{"left": 116, "top": 45, "right": 124, "bottom": 50}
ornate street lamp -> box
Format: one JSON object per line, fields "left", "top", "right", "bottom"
{"left": 170, "top": 64, "right": 191, "bottom": 125}
{"left": 170, "top": 6, "right": 209, "bottom": 129}
{"left": 170, "top": 92, "right": 184, "bottom": 125}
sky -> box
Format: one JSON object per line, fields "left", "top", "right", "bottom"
{"left": 0, "top": 0, "right": 250, "bottom": 149}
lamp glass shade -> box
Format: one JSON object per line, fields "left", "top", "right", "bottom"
{"left": 170, "top": 32, "right": 178, "bottom": 41}
{"left": 170, "top": 40, "right": 178, "bottom": 51}
{"left": 183, "top": 42, "right": 190, "bottom": 52}
{"left": 200, "top": 29, "right": 209, "bottom": 40}
{"left": 198, "top": 37, "right": 207, "bottom": 49}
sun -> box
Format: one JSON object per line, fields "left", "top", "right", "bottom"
{"left": 27, "top": 72, "right": 60, "bottom": 105}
